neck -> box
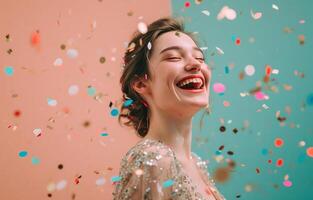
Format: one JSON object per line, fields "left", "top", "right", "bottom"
{"left": 145, "top": 109, "right": 193, "bottom": 161}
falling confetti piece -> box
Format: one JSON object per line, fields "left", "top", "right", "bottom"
{"left": 216, "top": 46, "right": 224, "bottom": 55}
{"left": 135, "top": 169, "right": 143, "bottom": 176}
{"left": 4, "top": 66, "right": 14, "bottom": 76}
{"left": 184, "top": 1, "right": 190, "bottom": 8}
{"left": 201, "top": 10, "right": 210, "bottom": 16}
{"left": 306, "top": 94, "right": 313, "bottom": 106}
{"left": 68, "top": 85, "right": 79, "bottom": 96}
{"left": 111, "top": 176, "right": 122, "bottom": 183}
{"left": 67, "top": 49, "right": 78, "bottom": 58}
{"left": 147, "top": 42, "right": 152, "bottom": 50}
{"left": 224, "top": 66, "right": 229, "bottom": 74}
{"left": 245, "top": 65, "right": 255, "bottom": 76}
{"left": 306, "top": 147, "right": 313, "bottom": 158}
{"left": 223, "top": 101, "right": 230, "bottom": 107}
{"left": 137, "top": 22, "right": 148, "bottom": 34}
{"left": 163, "top": 179, "right": 174, "bottom": 188}
{"left": 283, "top": 180, "right": 292, "bottom": 187}
{"left": 217, "top": 6, "right": 237, "bottom": 21}
{"left": 33, "top": 128, "right": 42, "bottom": 137}
{"left": 87, "top": 86, "right": 96, "bottom": 96}
{"left": 213, "top": 83, "right": 226, "bottom": 94}
{"left": 53, "top": 58, "right": 63, "bottom": 66}
{"left": 56, "top": 180, "right": 67, "bottom": 190}
{"left": 272, "top": 4, "right": 279, "bottom": 10}
{"left": 99, "top": 56, "right": 106, "bottom": 63}
{"left": 299, "top": 141, "right": 306, "bottom": 147}
{"left": 298, "top": 34, "right": 305, "bottom": 45}
{"left": 100, "top": 133, "right": 108, "bottom": 136}
{"left": 31, "top": 30, "right": 40, "bottom": 46}
{"left": 274, "top": 138, "right": 284, "bottom": 147}
{"left": 111, "top": 108, "right": 119, "bottom": 116}
{"left": 19, "top": 151, "right": 28, "bottom": 157}
{"left": 276, "top": 158, "right": 284, "bottom": 167}
{"left": 47, "top": 182, "right": 56, "bottom": 192}
{"left": 254, "top": 91, "right": 267, "bottom": 100}
{"left": 124, "top": 99, "right": 133, "bottom": 107}
{"left": 47, "top": 98, "right": 57, "bottom": 106}
{"left": 14, "top": 110, "right": 21, "bottom": 117}
{"left": 250, "top": 10, "right": 262, "bottom": 20}
{"left": 32, "top": 156, "right": 40, "bottom": 165}
{"left": 96, "top": 177, "right": 106, "bottom": 186}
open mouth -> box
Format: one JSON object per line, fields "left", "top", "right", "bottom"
{"left": 176, "top": 78, "right": 204, "bottom": 90}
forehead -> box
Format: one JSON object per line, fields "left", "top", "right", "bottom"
{"left": 152, "top": 31, "right": 199, "bottom": 54}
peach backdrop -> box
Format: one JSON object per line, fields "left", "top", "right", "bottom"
{"left": 0, "top": 0, "right": 170, "bottom": 199}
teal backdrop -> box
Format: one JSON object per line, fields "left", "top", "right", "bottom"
{"left": 171, "top": 0, "right": 313, "bottom": 199}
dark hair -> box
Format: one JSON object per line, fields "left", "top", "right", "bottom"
{"left": 118, "top": 16, "right": 203, "bottom": 138}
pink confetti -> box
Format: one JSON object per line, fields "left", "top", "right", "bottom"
{"left": 213, "top": 83, "right": 226, "bottom": 93}
{"left": 283, "top": 180, "right": 292, "bottom": 187}
{"left": 255, "top": 91, "right": 266, "bottom": 100}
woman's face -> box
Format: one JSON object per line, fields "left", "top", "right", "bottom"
{"left": 142, "top": 31, "right": 211, "bottom": 117}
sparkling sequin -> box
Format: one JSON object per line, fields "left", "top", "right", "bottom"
{"left": 113, "top": 138, "right": 226, "bottom": 199}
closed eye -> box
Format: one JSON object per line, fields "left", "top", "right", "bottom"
{"left": 167, "top": 57, "right": 181, "bottom": 61}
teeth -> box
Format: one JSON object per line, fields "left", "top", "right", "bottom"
{"left": 177, "top": 78, "right": 203, "bottom": 88}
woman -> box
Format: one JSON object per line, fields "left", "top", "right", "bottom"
{"left": 113, "top": 16, "right": 225, "bottom": 200}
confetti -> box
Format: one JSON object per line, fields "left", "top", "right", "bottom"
{"left": 32, "top": 156, "right": 40, "bottom": 165}
{"left": 67, "top": 49, "right": 79, "bottom": 58}
{"left": 163, "top": 179, "right": 174, "bottom": 188}
{"left": 201, "top": 10, "right": 210, "bottom": 16}
{"left": 111, "top": 176, "right": 122, "bottom": 183}
{"left": 19, "top": 151, "right": 28, "bottom": 157}
{"left": 224, "top": 66, "right": 229, "bottom": 74}
{"left": 216, "top": 46, "right": 224, "bottom": 55}
{"left": 250, "top": 10, "right": 262, "bottom": 20}
{"left": 254, "top": 91, "right": 267, "bottom": 101}
{"left": 99, "top": 56, "right": 106, "bottom": 63}
{"left": 31, "top": 30, "right": 40, "bottom": 46}
{"left": 87, "top": 86, "right": 96, "bottom": 96}
{"left": 306, "top": 94, "right": 313, "bottom": 106}
{"left": 217, "top": 6, "right": 237, "bottom": 21}
{"left": 213, "top": 83, "right": 226, "bottom": 94}
{"left": 47, "top": 98, "right": 57, "bottom": 106}
{"left": 299, "top": 141, "right": 306, "bottom": 147}
{"left": 272, "top": 4, "right": 279, "bottom": 10}
{"left": 124, "top": 99, "right": 133, "bottom": 107}
{"left": 306, "top": 147, "right": 313, "bottom": 158}
{"left": 245, "top": 65, "right": 255, "bottom": 76}
{"left": 4, "top": 66, "right": 14, "bottom": 76}
{"left": 111, "top": 108, "right": 119, "bottom": 116}
{"left": 33, "top": 128, "right": 42, "bottom": 137}
{"left": 298, "top": 34, "right": 305, "bottom": 45}
{"left": 283, "top": 180, "right": 292, "bottom": 187}
{"left": 56, "top": 180, "right": 67, "bottom": 190}
{"left": 100, "top": 132, "right": 108, "bottom": 136}
{"left": 147, "top": 42, "right": 152, "bottom": 50}
{"left": 276, "top": 158, "right": 284, "bottom": 167}
{"left": 137, "top": 22, "right": 148, "bottom": 34}
{"left": 53, "top": 58, "right": 63, "bottom": 66}
{"left": 184, "top": 1, "right": 191, "bottom": 8}
{"left": 274, "top": 138, "right": 284, "bottom": 147}
{"left": 96, "top": 177, "right": 106, "bottom": 186}
{"left": 68, "top": 85, "right": 79, "bottom": 96}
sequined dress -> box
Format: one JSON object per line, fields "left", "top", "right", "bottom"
{"left": 112, "top": 138, "right": 226, "bottom": 200}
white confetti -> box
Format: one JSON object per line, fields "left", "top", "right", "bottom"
{"left": 138, "top": 22, "right": 148, "bottom": 34}
{"left": 245, "top": 65, "right": 255, "bottom": 76}
{"left": 200, "top": 47, "right": 208, "bottom": 51}
{"left": 47, "top": 98, "right": 57, "bottom": 106}
{"left": 68, "top": 85, "right": 79, "bottom": 96}
{"left": 216, "top": 46, "right": 224, "bottom": 55}
{"left": 272, "top": 4, "right": 279, "bottom": 10}
{"left": 96, "top": 177, "right": 106, "bottom": 186}
{"left": 250, "top": 10, "right": 262, "bottom": 20}
{"left": 46, "top": 182, "right": 56, "bottom": 192}
{"left": 201, "top": 10, "right": 210, "bottom": 16}
{"left": 147, "top": 42, "right": 152, "bottom": 50}
{"left": 67, "top": 49, "right": 78, "bottom": 58}
{"left": 217, "top": 6, "right": 237, "bottom": 21}
{"left": 272, "top": 69, "right": 279, "bottom": 74}
{"left": 53, "top": 58, "right": 63, "bottom": 66}
{"left": 33, "top": 128, "right": 42, "bottom": 137}
{"left": 262, "top": 104, "right": 269, "bottom": 109}
{"left": 56, "top": 180, "right": 67, "bottom": 190}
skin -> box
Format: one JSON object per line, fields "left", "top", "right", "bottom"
{"left": 132, "top": 31, "right": 212, "bottom": 162}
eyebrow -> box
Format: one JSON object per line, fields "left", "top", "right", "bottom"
{"left": 159, "top": 46, "right": 204, "bottom": 56}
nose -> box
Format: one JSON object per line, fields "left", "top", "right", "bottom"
{"left": 185, "top": 57, "right": 201, "bottom": 72}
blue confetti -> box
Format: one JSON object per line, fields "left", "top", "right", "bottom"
{"left": 111, "top": 108, "right": 119, "bottom": 116}
{"left": 261, "top": 148, "right": 268, "bottom": 155}
{"left": 215, "top": 150, "right": 222, "bottom": 155}
{"left": 87, "top": 86, "right": 96, "bottom": 96}
{"left": 306, "top": 93, "right": 313, "bottom": 106}
{"left": 19, "top": 151, "right": 28, "bottom": 157}
{"left": 111, "top": 176, "right": 122, "bottom": 183}
{"left": 231, "top": 35, "right": 236, "bottom": 42}
{"left": 224, "top": 66, "right": 229, "bottom": 74}
{"left": 4, "top": 66, "right": 14, "bottom": 76}
{"left": 124, "top": 99, "right": 133, "bottom": 107}
{"left": 32, "top": 156, "right": 40, "bottom": 165}
{"left": 100, "top": 133, "right": 108, "bottom": 136}
{"left": 163, "top": 179, "right": 174, "bottom": 188}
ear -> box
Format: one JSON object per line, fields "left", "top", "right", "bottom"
{"left": 131, "top": 77, "right": 149, "bottom": 95}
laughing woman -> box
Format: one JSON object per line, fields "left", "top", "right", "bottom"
{"left": 113, "top": 17, "right": 226, "bottom": 200}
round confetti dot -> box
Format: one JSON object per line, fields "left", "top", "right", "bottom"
{"left": 223, "top": 101, "right": 230, "bottom": 107}
{"left": 58, "top": 164, "right": 63, "bottom": 169}
{"left": 219, "top": 126, "right": 226, "bottom": 132}
{"left": 56, "top": 180, "right": 67, "bottom": 190}
{"left": 14, "top": 110, "right": 21, "bottom": 117}
{"left": 99, "top": 56, "right": 106, "bottom": 63}
{"left": 306, "top": 147, "right": 313, "bottom": 158}
{"left": 47, "top": 98, "right": 57, "bottom": 106}
{"left": 299, "top": 140, "right": 306, "bottom": 147}
{"left": 235, "top": 38, "right": 241, "bottom": 45}
{"left": 67, "top": 49, "right": 78, "bottom": 58}
{"left": 4, "top": 66, "right": 14, "bottom": 76}
{"left": 53, "top": 58, "right": 63, "bottom": 66}
{"left": 68, "top": 85, "right": 79, "bottom": 96}
{"left": 184, "top": 1, "right": 190, "bottom": 7}
{"left": 283, "top": 180, "right": 292, "bottom": 187}
{"left": 87, "top": 86, "right": 96, "bottom": 96}
{"left": 137, "top": 22, "right": 148, "bottom": 34}
{"left": 276, "top": 158, "right": 284, "bottom": 167}
{"left": 60, "top": 44, "right": 66, "bottom": 50}
{"left": 261, "top": 148, "right": 268, "bottom": 155}
{"left": 306, "top": 93, "right": 313, "bottom": 106}
{"left": 274, "top": 138, "right": 284, "bottom": 147}
{"left": 32, "top": 156, "right": 40, "bottom": 165}
{"left": 19, "top": 151, "right": 28, "bottom": 157}
{"left": 31, "top": 31, "right": 40, "bottom": 46}
{"left": 96, "top": 177, "right": 106, "bottom": 186}
{"left": 111, "top": 108, "right": 119, "bottom": 116}
{"left": 245, "top": 65, "right": 255, "bottom": 76}
{"left": 213, "top": 83, "right": 226, "bottom": 94}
